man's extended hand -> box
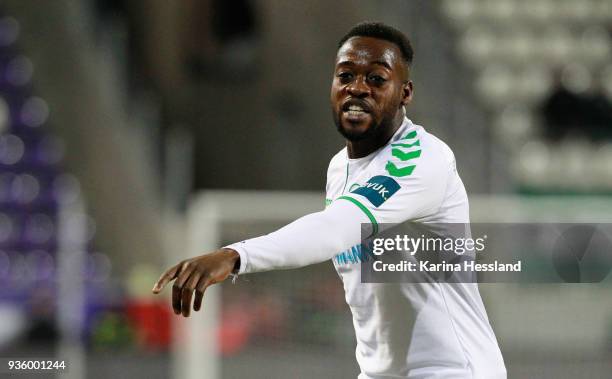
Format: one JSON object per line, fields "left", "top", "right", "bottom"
{"left": 152, "top": 248, "right": 240, "bottom": 317}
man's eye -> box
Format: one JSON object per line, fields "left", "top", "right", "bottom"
{"left": 337, "top": 72, "right": 353, "bottom": 81}
{"left": 369, "top": 75, "right": 386, "bottom": 83}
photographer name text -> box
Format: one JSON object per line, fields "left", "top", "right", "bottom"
{"left": 372, "top": 260, "right": 522, "bottom": 272}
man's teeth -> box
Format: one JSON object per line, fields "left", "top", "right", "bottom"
{"left": 346, "top": 105, "right": 366, "bottom": 115}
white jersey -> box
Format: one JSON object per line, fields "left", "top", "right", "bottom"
{"left": 227, "top": 117, "right": 506, "bottom": 378}
{"left": 326, "top": 118, "right": 506, "bottom": 378}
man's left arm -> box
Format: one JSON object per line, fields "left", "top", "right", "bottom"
{"left": 152, "top": 200, "right": 368, "bottom": 317}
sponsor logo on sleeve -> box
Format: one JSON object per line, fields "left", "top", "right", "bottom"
{"left": 350, "top": 175, "right": 400, "bottom": 207}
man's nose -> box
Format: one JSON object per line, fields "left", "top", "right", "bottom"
{"left": 347, "top": 77, "right": 371, "bottom": 97}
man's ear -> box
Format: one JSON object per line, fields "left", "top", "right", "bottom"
{"left": 401, "top": 81, "right": 413, "bottom": 106}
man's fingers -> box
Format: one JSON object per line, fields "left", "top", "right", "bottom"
{"left": 174, "top": 264, "right": 195, "bottom": 289}
{"left": 172, "top": 283, "right": 182, "bottom": 315}
{"left": 172, "top": 266, "right": 194, "bottom": 315}
{"left": 181, "top": 273, "right": 202, "bottom": 317}
{"left": 194, "top": 274, "right": 216, "bottom": 312}
{"left": 152, "top": 264, "right": 181, "bottom": 294}
{"left": 193, "top": 289, "right": 204, "bottom": 312}
{"left": 193, "top": 275, "right": 211, "bottom": 312}
{"left": 159, "top": 252, "right": 234, "bottom": 316}
{"left": 181, "top": 288, "right": 193, "bottom": 317}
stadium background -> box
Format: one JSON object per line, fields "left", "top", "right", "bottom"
{"left": 0, "top": 0, "right": 611, "bottom": 378}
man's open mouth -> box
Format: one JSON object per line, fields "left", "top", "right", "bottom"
{"left": 342, "top": 100, "right": 372, "bottom": 120}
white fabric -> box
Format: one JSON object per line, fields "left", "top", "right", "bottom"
{"left": 228, "top": 200, "right": 366, "bottom": 273}
{"left": 226, "top": 118, "right": 506, "bottom": 378}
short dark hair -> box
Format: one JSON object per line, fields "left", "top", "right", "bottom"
{"left": 337, "top": 22, "right": 414, "bottom": 67}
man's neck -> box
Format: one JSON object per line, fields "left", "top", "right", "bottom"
{"left": 346, "top": 112, "right": 404, "bottom": 159}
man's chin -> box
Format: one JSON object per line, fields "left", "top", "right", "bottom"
{"left": 338, "top": 122, "right": 373, "bottom": 141}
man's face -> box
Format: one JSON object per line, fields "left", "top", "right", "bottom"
{"left": 331, "top": 36, "right": 412, "bottom": 141}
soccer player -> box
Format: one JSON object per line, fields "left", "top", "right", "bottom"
{"left": 153, "top": 22, "right": 507, "bottom": 379}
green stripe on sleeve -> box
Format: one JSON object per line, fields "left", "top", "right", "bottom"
{"left": 402, "top": 130, "right": 417, "bottom": 140}
{"left": 337, "top": 196, "right": 379, "bottom": 236}
{"left": 385, "top": 161, "right": 416, "bottom": 177}
{"left": 391, "top": 140, "right": 420, "bottom": 148}
{"left": 392, "top": 148, "right": 421, "bottom": 161}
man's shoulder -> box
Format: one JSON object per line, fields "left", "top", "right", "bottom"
{"left": 375, "top": 123, "right": 454, "bottom": 180}
{"left": 419, "top": 127, "right": 455, "bottom": 162}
